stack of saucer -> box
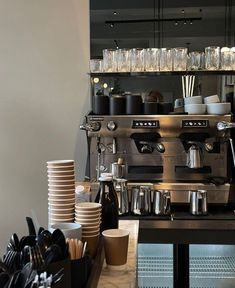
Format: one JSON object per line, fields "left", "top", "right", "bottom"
{"left": 75, "top": 202, "right": 101, "bottom": 257}
{"left": 47, "top": 160, "right": 75, "bottom": 226}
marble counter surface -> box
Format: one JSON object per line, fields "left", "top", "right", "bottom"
{"left": 97, "top": 220, "right": 139, "bottom": 288}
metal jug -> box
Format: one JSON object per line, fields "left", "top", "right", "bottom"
{"left": 187, "top": 144, "right": 203, "bottom": 169}
{"left": 189, "top": 190, "right": 208, "bottom": 215}
{"left": 153, "top": 190, "right": 171, "bottom": 215}
{"left": 116, "top": 178, "right": 129, "bottom": 215}
{"left": 131, "top": 186, "right": 151, "bottom": 215}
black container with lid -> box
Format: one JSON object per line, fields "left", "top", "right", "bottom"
{"left": 144, "top": 102, "right": 159, "bottom": 115}
{"left": 95, "top": 175, "right": 119, "bottom": 231}
{"left": 126, "top": 93, "right": 143, "bottom": 114}
{"left": 93, "top": 94, "right": 109, "bottom": 115}
{"left": 158, "top": 102, "right": 174, "bottom": 115}
{"left": 109, "top": 95, "right": 126, "bottom": 115}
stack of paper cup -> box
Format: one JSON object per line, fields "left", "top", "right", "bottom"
{"left": 47, "top": 160, "right": 75, "bottom": 226}
{"left": 75, "top": 202, "right": 101, "bottom": 257}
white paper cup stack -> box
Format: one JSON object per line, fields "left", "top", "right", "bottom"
{"left": 47, "top": 160, "right": 75, "bottom": 226}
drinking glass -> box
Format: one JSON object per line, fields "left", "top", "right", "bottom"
{"left": 188, "top": 51, "right": 204, "bottom": 70}
{"left": 221, "top": 47, "right": 233, "bottom": 70}
{"left": 159, "top": 48, "right": 173, "bottom": 71}
{"left": 103, "top": 49, "right": 118, "bottom": 72}
{"left": 130, "top": 48, "right": 145, "bottom": 72}
{"left": 232, "top": 47, "right": 235, "bottom": 70}
{"left": 117, "top": 49, "right": 131, "bottom": 72}
{"left": 90, "top": 59, "right": 103, "bottom": 73}
{"left": 205, "top": 46, "right": 220, "bottom": 70}
{"left": 173, "top": 47, "right": 188, "bottom": 71}
{"left": 144, "top": 48, "right": 160, "bottom": 71}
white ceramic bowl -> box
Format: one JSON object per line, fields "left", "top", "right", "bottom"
{"left": 184, "top": 104, "right": 206, "bottom": 115}
{"left": 204, "top": 94, "right": 220, "bottom": 104}
{"left": 206, "top": 103, "right": 231, "bottom": 115}
{"left": 184, "top": 96, "right": 202, "bottom": 105}
{"left": 50, "top": 222, "right": 82, "bottom": 240}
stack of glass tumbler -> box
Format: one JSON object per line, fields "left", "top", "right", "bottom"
{"left": 47, "top": 160, "right": 75, "bottom": 226}
{"left": 90, "top": 46, "right": 235, "bottom": 73}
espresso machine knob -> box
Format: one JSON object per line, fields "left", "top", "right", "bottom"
{"left": 107, "top": 121, "right": 117, "bottom": 131}
{"left": 80, "top": 121, "right": 101, "bottom": 132}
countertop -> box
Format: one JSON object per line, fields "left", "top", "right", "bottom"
{"left": 97, "top": 220, "right": 139, "bottom": 288}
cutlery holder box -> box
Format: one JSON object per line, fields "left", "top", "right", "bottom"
{"left": 47, "top": 256, "right": 92, "bottom": 288}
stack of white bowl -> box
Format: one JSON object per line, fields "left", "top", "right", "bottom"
{"left": 47, "top": 160, "right": 75, "bottom": 226}
{"left": 75, "top": 202, "right": 101, "bottom": 257}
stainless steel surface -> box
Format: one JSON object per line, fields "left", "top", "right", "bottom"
{"left": 86, "top": 115, "right": 232, "bottom": 137}
{"left": 153, "top": 190, "right": 171, "bottom": 215}
{"left": 82, "top": 114, "right": 233, "bottom": 204}
{"left": 131, "top": 186, "right": 151, "bottom": 215}
{"left": 190, "top": 190, "right": 208, "bottom": 215}
{"left": 137, "top": 244, "right": 235, "bottom": 288}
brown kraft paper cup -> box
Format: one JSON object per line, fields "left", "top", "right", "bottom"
{"left": 102, "top": 229, "right": 129, "bottom": 268}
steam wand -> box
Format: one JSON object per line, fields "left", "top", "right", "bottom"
{"left": 97, "top": 136, "right": 101, "bottom": 180}
{"left": 217, "top": 121, "right": 235, "bottom": 167}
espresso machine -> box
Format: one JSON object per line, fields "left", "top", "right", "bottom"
{"left": 81, "top": 113, "right": 235, "bottom": 288}
{"left": 80, "top": 113, "right": 235, "bottom": 207}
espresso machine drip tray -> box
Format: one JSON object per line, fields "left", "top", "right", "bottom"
{"left": 138, "top": 244, "right": 235, "bottom": 288}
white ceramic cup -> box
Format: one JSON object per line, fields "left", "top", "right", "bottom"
{"left": 204, "top": 95, "right": 220, "bottom": 104}
{"left": 206, "top": 103, "right": 231, "bottom": 115}
{"left": 184, "top": 96, "right": 202, "bottom": 105}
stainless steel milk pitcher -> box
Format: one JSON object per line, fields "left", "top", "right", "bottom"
{"left": 153, "top": 190, "right": 171, "bottom": 215}
{"left": 116, "top": 178, "right": 129, "bottom": 215}
{"left": 190, "top": 190, "right": 208, "bottom": 215}
{"left": 131, "top": 186, "right": 151, "bottom": 215}
{"left": 187, "top": 144, "right": 203, "bottom": 169}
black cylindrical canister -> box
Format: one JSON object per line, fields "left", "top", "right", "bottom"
{"left": 93, "top": 95, "right": 109, "bottom": 115}
{"left": 144, "top": 102, "right": 159, "bottom": 115}
{"left": 126, "top": 94, "right": 143, "bottom": 115}
{"left": 158, "top": 102, "right": 174, "bottom": 115}
{"left": 110, "top": 95, "right": 126, "bottom": 115}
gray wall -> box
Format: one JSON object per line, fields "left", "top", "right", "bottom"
{"left": 0, "top": 0, "right": 90, "bottom": 254}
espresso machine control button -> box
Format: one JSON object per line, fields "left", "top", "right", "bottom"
{"left": 107, "top": 121, "right": 117, "bottom": 131}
